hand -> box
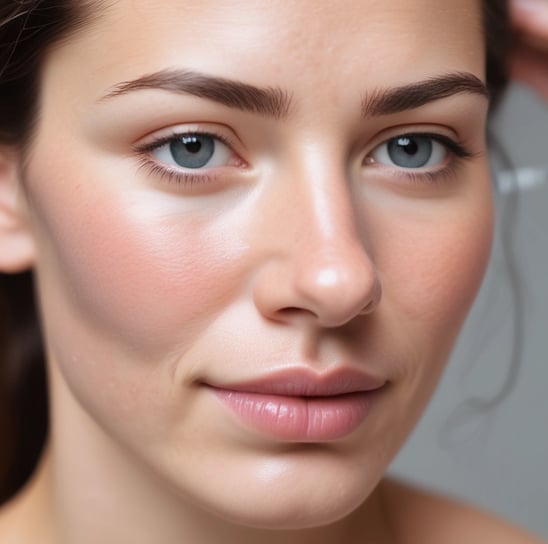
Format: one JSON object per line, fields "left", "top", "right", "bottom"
{"left": 510, "top": 0, "right": 548, "bottom": 101}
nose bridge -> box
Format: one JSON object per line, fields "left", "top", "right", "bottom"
{"left": 252, "top": 147, "right": 381, "bottom": 328}
{"left": 277, "top": 145, "right": 362, "bottom": 253}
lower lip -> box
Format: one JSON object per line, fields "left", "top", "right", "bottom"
{"left": 212, "top": 389, "right": 374, "bottom": 441}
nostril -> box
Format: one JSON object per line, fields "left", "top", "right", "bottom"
{"left": 276, "top": 307, "right": 318, "bottom": 322}
{"left": 359, "top": 300, "right": 376, "bottom": 315}
{"left": 359, "top": 280, "right": 382, "bottom": 315}
{"left": 282, "top": 307, "right": 315, "bottom": 316}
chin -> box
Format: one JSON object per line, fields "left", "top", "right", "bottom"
{"left": 203, "top": 488, "right": 368, "bottom": 531}
{"left": 171, "top": 453, "right": 386, "bottom": 531}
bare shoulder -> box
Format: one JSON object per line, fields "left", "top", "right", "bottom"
{"left": 379, "top": 477, "right": 546, "bottom": 544}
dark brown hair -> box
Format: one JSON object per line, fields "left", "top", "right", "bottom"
{"left": 0, "top": 0, "right": 512, "bottom": 504}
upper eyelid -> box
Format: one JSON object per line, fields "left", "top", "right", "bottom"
{"left": 368, "top": 125, "right": 457, "bottom": 147}
{"left": 368, "top": 131, "right": 474, "bottom": 159}
{"left": 132, "top": 123, "right": 246, "bottom": 154}
{"left": 134, "top": 134, "right": 231, "bottom": 160}
{"left": 342, "top": 121, "right": 474, "bottom": 164}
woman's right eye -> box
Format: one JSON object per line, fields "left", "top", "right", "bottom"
{"left": 151, "top": 133, "right": 233, "bottom": 170}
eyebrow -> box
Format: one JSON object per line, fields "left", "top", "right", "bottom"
{"left": 99, "top": 69, "right": 488, "bottom": 119}
{"left": 100, "top": 69, "right": 292, "bottom": 119}
{"left": 361, "top": 72, "right": 489, "bottom": 117}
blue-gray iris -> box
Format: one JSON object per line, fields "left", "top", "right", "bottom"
{"left": 387, "top": 136, "right": 432, "bottom": 168}
{"left": 170, "top": 135, "right": 215, "bottom": 169}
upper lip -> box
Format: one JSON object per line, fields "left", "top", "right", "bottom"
{"left": 206, "top": 367, "right": 386, "bottom": 397}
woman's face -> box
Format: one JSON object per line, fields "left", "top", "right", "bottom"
{"left": 23, "top": 0, "right": 491, "bottom": 529}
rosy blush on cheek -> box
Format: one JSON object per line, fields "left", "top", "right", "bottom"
{"left": 372, "top": 185, "right": 493, "bottom": 326}
{"left": 26, "top": 165, "right": 249, "bottom": 359}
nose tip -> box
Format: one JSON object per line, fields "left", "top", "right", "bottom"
{"left": 293, "top": 250, "right": 381, "bottom": 327}
{"left": 253, "top": 244, "right": 381, "bottom": 328}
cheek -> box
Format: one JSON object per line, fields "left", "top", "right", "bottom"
{"left": 368, "top": 184, "right": 494, "bottom": 405}
{"left": 26, "top": 162, "right": 247, "bottom": 357}
{"left": 25, "top": 156, "right": 255, "bottom": 445}
{"left": 358, "top": 188, "right": 494, "bottom": 445}
{"left": 368, "top": 179, "right": 493, "bottom": 329}
{"left": 393, "top": 213, "right": 492, "bottom": 330}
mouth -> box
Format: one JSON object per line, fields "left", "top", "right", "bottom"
{"left": 205, "top": 367, "right": 386, "bottom": 442}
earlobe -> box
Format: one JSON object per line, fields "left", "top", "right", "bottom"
{"left": 0, "top": 149, "right": 35, "bottom": 273}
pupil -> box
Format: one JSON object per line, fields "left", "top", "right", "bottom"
{"left": 398, "top": 137, "right": 418, "bottom": 156}
{"left": 183, "top": 136, "right": 202, "bottom": 154}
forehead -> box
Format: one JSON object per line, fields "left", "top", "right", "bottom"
{"left": 45, "top": 0, "right": 485, "bottom": 105}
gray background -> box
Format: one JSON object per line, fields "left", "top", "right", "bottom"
{"left": 390, "top": 84, "right": 548, "bottom": 540}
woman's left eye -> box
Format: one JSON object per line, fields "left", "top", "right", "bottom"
{"left": 151, "top": 133, "right": 233, "bottom": 170}
{"left": 369, "top": 134, "right": 451, "bottom": 170}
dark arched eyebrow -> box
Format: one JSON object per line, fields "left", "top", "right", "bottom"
{"left": 99, "top": 69, "right": 292, "bottom": 120}
{"left": 361, "top": 72, "right": 489, "bottom": 117}
{"left": 98, "top": 69, "right": 488, "bottom": 119}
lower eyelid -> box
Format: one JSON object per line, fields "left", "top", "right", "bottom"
{"left": 136, "top": 156, "right": 221, "bottom": 187}
{"left": 367, "top": 157, "right": 468, "bottom": 188}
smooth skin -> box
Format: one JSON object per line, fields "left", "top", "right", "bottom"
{"left": 0, "top": 1, "right": 544, "bottom": 543}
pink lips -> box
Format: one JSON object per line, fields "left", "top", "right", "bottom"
{"left": 209, "top": 368, "right": 385, "bottom": 442}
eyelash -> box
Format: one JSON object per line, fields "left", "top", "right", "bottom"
{"left": 366, "top": 132, "right": 477, "bottom": 184}
{"left": 134, "top": 130, "right": 477, "bottom": 188}
{"left": 133, "top": 129, "right": 241, "bottom": 187}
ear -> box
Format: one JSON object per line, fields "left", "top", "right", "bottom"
{"left": 0, "top": 148, "right": 35, "bottom": 273}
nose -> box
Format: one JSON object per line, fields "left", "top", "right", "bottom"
{"left": 252, "top": 163, "right": 381, "bottom": 328}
